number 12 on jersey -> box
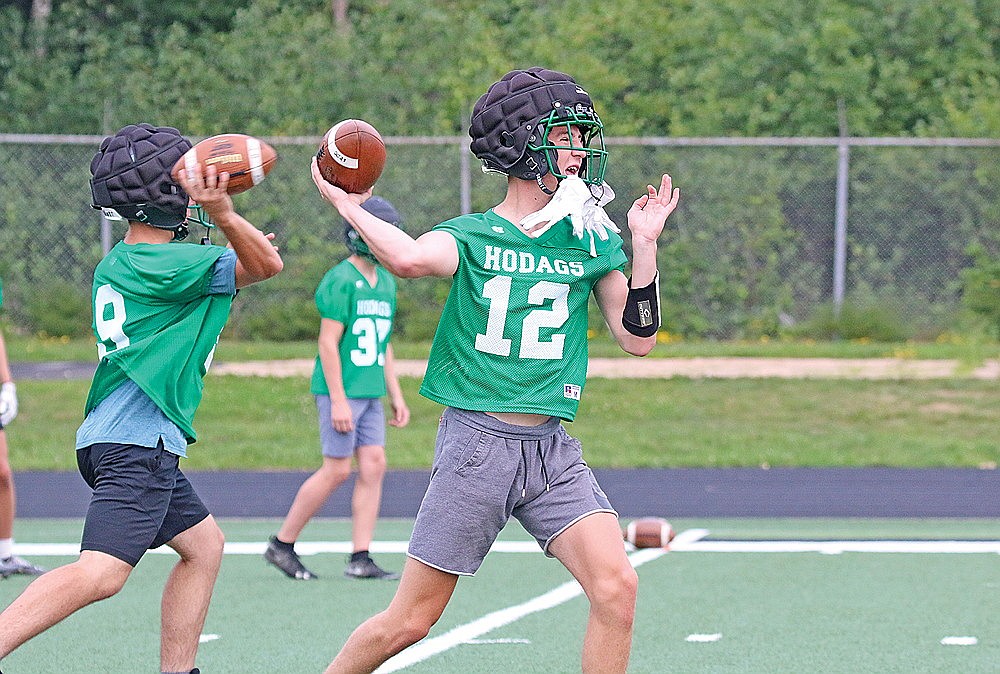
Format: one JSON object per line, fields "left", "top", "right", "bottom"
{"left": 474, "top": 275, "right": 569, "bottom": 360}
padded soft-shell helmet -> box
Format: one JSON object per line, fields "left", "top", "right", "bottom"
{"left": 469, "top": 67, "right": 607, "bottom": 186}
{"left": 90, "top": 123, "right": 192, "bottom": 240}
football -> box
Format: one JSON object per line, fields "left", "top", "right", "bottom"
{"left": 623, "top": 517, "right": 675, "bottom": 549}
{"left": 174, "top": 133, "right": 277, "bottom": 195}
{"left": 316, "top": 119, "right": 386, "bottom": 193}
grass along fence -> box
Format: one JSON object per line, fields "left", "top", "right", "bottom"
{"left": 7, "top": 375, "right": 998, "bottom": 471}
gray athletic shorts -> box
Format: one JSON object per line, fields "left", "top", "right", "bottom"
{"left": 77, "top": 441, "right": 210, "bottom": 567}
{"left": 407, "top": 407, "right": 616, "bottom": 575}
{"left": 315, "top": 395, "right": 386, "bottom": 458}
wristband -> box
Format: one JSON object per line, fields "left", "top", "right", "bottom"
{"left": 622, "top": 275, "right": 660, "bottom": 337}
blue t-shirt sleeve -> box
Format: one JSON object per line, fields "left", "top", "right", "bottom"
{"left": 207, "top": 249, "right": 237, "bottom": 296}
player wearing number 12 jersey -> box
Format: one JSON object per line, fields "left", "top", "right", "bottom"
{"left": 312, "top": 67, "right": 679, "bottom": 674}
{"left": 0, "top": 123, "right": 282, "bottom": 674}
{"left": 421, "top": 210, "right": 626, "bottom": 420}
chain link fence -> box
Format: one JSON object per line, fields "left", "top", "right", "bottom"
{"left": 0, "top": 134, "right": 998, "bottom": 341}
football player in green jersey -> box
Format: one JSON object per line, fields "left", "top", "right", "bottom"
{"left": 0, "top": 283, "right": 46, "bottom": 580}
{"left": 265, "top": 196, "right": 410, "bottom": 582}
{"left": 0, "top": 124, "right": 282, "bottom": 674}
{"left": 312, "top": 68, "right": 679, "bottom": 674}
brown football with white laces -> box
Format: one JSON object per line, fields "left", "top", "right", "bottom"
{"left": 316, "top": 119, "right": 386, "bottom": 193}
{"left": 173, "top": 133, "right": 277, "bottom": 195}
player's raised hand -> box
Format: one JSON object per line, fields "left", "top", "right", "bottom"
{"left": 310, "top": 157, "right": 371, "bottom": 208}
{"left": 626, "top": 174, "right": 679, "bottom": 246}
{"left": 176, "top": 161, "right": 234, "bottom": 221}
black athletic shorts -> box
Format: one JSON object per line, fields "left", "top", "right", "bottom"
{"left": 76, "top": 441, "right": 210, "bottom": 566}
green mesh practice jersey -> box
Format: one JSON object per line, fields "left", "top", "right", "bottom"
{"left": 84, "top": 242, "right": 233, "bottom": 442}
{"left": 420, "top": 210, "right": 627, "bottom": 420}
{"left": 310, "top": 260, "right": 397, "bottom": 399}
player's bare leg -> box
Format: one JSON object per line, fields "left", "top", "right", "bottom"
{"left": 0, "top": 432, "right": 14, "bottom": 542}
{"left": 277, "top": 457, "right": 352, "bottom": 543}
{"left": 549, "top": 512, "right": 638, "bottom": 674}
{"left": 350, "top": 444, "right": 387, "bottom": 552}
{"left": 324, "top": 557, "right": 458, "bottom": 674}
{"left": 0, "top": 550, "right": 131, "bottom": 657}
{"left": 160, "top": 515, "right": 225, "bottom": 672}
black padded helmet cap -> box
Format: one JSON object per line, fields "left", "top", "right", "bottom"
{"left": 90, "top": 123, "right": 192, "bottom": 228}
{"left": 469, "top": 67, "right": 593, "bottom": 179}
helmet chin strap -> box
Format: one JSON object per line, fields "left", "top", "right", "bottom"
{"left": 535, "top": 174, "right": 556, "bottom": 195}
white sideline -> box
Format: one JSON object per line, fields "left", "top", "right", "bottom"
{"left": 675, "top": 539, "right": 1000, "bottom": 554}
{"left": 15, "top": 534, "right": 1000, "bottom": 558}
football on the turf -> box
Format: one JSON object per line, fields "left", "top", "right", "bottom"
{"left": 174, "top": 133, "right": 277, "bottom": 195}
{"left": 316, "top": 119, "right": 386, "bottom": 193}
{"left": 624, "top": 517, "right": 675, "bottom": 549}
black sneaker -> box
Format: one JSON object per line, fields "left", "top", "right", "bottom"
{"left": 263, "top": 537, "right": 317, "bottom": 580}
{"left": 344, "top": 556, "right": 400, "bottom": 580}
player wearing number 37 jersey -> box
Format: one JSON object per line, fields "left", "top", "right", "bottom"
{"left": 312, "top": 67, "right": 679, "bottom": 674}
{"left": 264, "top": 196, "right": 408, "bottom": 583}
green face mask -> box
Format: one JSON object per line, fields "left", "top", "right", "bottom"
{"left": 184, "top": 204, "right": 216, "bottom": 244}
{"left": 527, "top": 109, "right": 609, "bottom": 186}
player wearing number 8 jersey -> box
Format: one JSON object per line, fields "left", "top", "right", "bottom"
{"left": 0, "top": 123, "right": 282, "bottom": 674}
{"left": 311, "top": 67, "right": 679, "bottom": 674}
{"left": 85, "top": 243, "right": 234, "bottom": 446}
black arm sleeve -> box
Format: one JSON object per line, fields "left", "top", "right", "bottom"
{"left": 622, "top": 275, "right": 661, "bottom": 337}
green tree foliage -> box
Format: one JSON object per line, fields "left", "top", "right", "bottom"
{"left": 1, "top": 0, "right": 998, "bottom": 136}
{"left": 662, "top": 0, "right": 1000, "bottom": 136}
{"left": 0, "top": 0, "right": 997, "bottom": 341}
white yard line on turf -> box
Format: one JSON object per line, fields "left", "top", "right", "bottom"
{"left": 372, "top": 528, "right": 708, "bottom": 673}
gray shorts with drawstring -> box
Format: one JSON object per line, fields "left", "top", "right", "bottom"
{"left": 407, "top": 407, "right": 616, "bottom": 575}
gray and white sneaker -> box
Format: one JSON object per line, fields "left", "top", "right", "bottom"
{"left": 344, "top": 556, "right": 399, "bottom": 580}
{"left": 263, "top": 537, "right": 317, "bottom": 580}
{"left": 0, "top": 555, "right": 46, "bottom": 578}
